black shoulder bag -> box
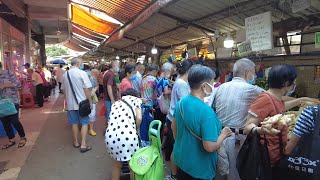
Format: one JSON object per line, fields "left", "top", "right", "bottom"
{"left": 237, "top": 128, "right": 272, "bottom": 180}
{"left": 279, "top": 106, "right": 320, "bottom": 180}
{"left": 67, "top": 71, "right": 91, "bottom": 117}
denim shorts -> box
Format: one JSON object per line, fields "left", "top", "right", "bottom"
{"left": 104, "top": 100, "right": 112, "bottom": 122}
{"left": 67, "top": 110, "right": 89, "bottom": 125}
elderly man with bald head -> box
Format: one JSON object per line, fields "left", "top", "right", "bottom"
{"left": 62, "top": 57, "right": 93, "bottom": 153}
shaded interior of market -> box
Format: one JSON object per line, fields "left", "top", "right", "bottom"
{"left": 0, "top": 0, "right": 319, "bottom": 179}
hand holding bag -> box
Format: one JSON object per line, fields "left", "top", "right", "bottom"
{"left": 67, "top": 72, "right": 91, "bottom": 117}
{"left": 236, "top": 128, "right": 272, "bottom": 180}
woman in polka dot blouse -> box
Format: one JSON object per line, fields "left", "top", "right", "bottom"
{"left": 105, "top": 88, "right": 142, "bottom": 180}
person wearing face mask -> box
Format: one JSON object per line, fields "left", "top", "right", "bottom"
{"left": 120, "top": 63, "right": 137, "bottom": 96}
{"left": 244, "top": 64, "right": 319, "bottom": 180}
{"left": 206, "top": 58, "right": 265, "bottom": 180}
{"left": 103, "top": 60, "right": 120, "bottom": 123}
{"left": 172, "top": 65, "right": 232, "bottom": 180}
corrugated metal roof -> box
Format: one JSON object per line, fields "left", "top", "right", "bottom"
{"left": 71, "top": 0, "right": 153, "bottom": 23}
{"left": 88, "top": 0, "right": 320, "bottom": 56}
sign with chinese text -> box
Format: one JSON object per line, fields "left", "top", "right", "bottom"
{"left": 245, "top": 11, "right": 273, "bottom": 51}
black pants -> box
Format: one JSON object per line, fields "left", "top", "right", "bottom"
{"left": 177, "top": 169, "right": 209, "bottom": 180}
{"left": 154, "top": 107, "right": 166, "bottom": 140}
{"left": 58, "top": 82, "right": 62, "bottom": 92}
{"left": 0, "top": 105, "right": 25, "bottom": 140}
{"left": 43, "top": 86, "right": 50, "bottom": 98}
{"left": 163, "top": 118, "right": 175, "bottom": 161}
{"left": 36, "top": 84, "right": 44, "bottom": 107}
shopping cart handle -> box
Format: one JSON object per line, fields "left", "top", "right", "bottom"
{"left": 141, "top": 104, "right": 152, "bottom": 108}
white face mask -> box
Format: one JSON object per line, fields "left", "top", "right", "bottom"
{"left": 286, "top": 84, "right": 296, "bottom": 96}
{"left": 203, "top": 82, "right": 214, "bottom": 97}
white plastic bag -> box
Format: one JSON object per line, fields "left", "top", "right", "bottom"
{"left": 157, "top": 94, "right": 170, "bottom": 114}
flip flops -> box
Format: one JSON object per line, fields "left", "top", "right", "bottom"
{"left": 73, "top": 144, "right": 80, "bottom": 148}
{"left": 18, "top": 137, "right": 27, "bottom": 148}
{"left": 2, "top": 140, "right": 16, "bottom": 150}
{"left": 80, "top": 145, "right": 92, "bottom": 153}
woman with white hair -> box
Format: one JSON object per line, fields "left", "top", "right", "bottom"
{"left": 155, "top": 62, "right": 174, "bottom": 133}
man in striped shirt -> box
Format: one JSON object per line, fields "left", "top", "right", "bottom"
{"left": 285, "top": 106, "right": 319, "bottom": 155}
{"left": 206, "top": 58, "right": 265, "bottom": 180}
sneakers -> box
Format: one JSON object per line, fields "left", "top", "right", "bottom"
{"left": 89, "top": 130, "right": 97, "bottom": 136}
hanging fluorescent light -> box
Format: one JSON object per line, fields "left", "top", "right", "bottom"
{"left": 224, "top": 33, "right": 234, "bottom": 48}
{"left": 151, "top": 45, "right": 158, "bottom": 54}
{"left": 116, "top": 55, "right": 120, "bottom": 60}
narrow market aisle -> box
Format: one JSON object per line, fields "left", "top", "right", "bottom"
{"left": 17, "top": 96, "right": 114, "bottom": 180}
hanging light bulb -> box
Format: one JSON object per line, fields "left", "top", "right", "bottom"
{"left": 224, "top": 33, "right": 234, "bottom": 48}
{"left": 116, "top": 55, "right": 120, "bottom": 60}
{"left": 151, "top": 45, "right": 158, "bottom": 54}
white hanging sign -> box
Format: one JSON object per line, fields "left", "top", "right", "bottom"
{"left": 245, "top": 11, "right": 273, "bottom": 51}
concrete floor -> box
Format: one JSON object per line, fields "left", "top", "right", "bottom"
{"left": 17, "top": 96, "right": 115, "bottom": 180}
{"left": 0, "top": 90, "right": 171, "bottom": 180}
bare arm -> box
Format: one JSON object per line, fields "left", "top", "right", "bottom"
{"left": 91, "top": 85, "right": 99, "bottom": 94}
{"left": 172, "top": 119, "right": 176, "bottom": 140}
{"left": 285, "top": 97, "right": 320, "bottom": 111}
{"left": 202, "top": 134, "right": 226, "bottom": 153}
{"left": 135, "top": 108, "right": 142, "bottom": 129}
{"left": 84, "top": 88, "right": 92, "bottom": 104}
{"left": 107, "top": 85, "right": 115, "bottom": 103}
{"left": 244, "top": 114, "right": 280, "bottom": 135}
{"left": 281, "top": 96, "right": 296, "bottom": 102}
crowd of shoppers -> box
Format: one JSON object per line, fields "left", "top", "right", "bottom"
{"left": 2, "top": 54, "right": 318, "bottom": 180}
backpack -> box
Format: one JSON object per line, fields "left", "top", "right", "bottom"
{"left": 130, "top": 120, "right": 163, "bottom": 180}
{"left": 140, "top": 104, "right": 154, "bottom": 142}
{"left": 155, "top": 77, "right": 171, "bottom": 113}
{"left": 279, "top": 106, "right": 320, "bottom": 180}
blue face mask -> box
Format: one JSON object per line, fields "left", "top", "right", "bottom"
{"left": 86, "top": 71, "right": 91, "bottom": 76}
{"left": 80, "top": 64, "right": 84, "bottom": 70}
{"left": 115, "top": 67, "right": 120, "bottom": 73}
{"left": 247, "top": 72, "right": 256, "bottom": 85}
{"left": 130, "top": 74, "right": 137, "bottom": 81}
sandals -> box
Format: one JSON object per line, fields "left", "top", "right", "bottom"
{"left": 18, "top": 138, "right": 27, "bottom": 148}
{"left": 2, "top": 140, "right": 16, "bottom": 150}
{"left": 80, "top": 145, "right": 92, "bottom": 153}
{"left": 73, "top": 144, "right": 80, "bottom": 148}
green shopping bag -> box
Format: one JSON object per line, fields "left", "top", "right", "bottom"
{"left": 129, "top": 120, "right": 164, "bottom": 180}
